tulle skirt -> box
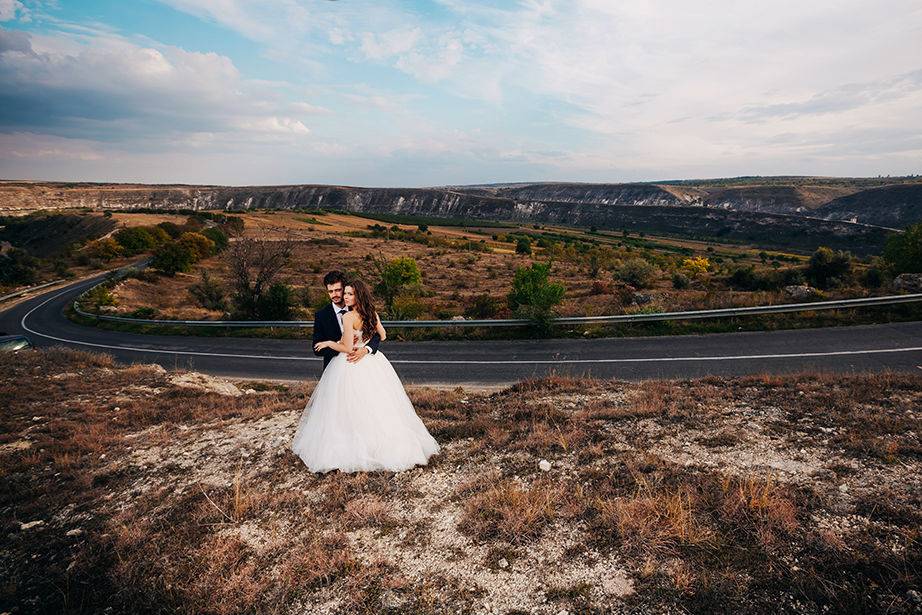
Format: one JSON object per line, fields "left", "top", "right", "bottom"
{"left": 291, "top": 350, "right": 440, "bottom": 473}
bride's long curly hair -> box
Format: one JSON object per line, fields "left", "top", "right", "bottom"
{"left": 345, "top": 279, "right": 378, "bottom": 342}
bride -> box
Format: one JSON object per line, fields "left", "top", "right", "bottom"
{"left": 291, "top": 279, "right": 440, "bottom": 473}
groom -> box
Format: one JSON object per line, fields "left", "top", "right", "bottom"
{"left": 312, "top": 270, "right": 381, "bottom": 371}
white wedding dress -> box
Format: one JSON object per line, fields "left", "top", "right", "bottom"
{"left": 291, "top": 332, "right": 440, "bottom": 473}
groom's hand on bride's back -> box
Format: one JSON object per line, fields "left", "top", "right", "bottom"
{"left": 346, "top": 347, "right": 370, "bottom": 363}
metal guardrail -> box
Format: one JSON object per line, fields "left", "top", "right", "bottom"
{"left": 0, "top": 279, "right": 64, "bottom": 304}
{"left": 73, "top": 284, "right": 922, "bottom": 329}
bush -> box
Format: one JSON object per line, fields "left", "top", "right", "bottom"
{"left": 373, "top": 257, "right": 422, "bottom": 315}
{"left": 177, "top": 232, "right": 216, "bottom": 260}
{"left": 616, "top": 258, "right": 658, "bottom": 289}
{"left": 883, "top": 223, "right": 922, "bottom": 274}
{"left": 83, "top": 284, "right": 117, "bottom": 311}
{"left": 151, "top": 241, "right": 195, "bottom": 276}
{"left": 806, "top": 247, "right": 853, "bottom": 289}
{"left": 671, "top": 272, "right": 690, "bottom": 290}
{"left": 516, "top": 237, "right": 532, "bottom": 255}
{"left": 681, "top": 256, "right": 710, "bottom": 278}
{"left": 508, "top": 262, "right": 565, "bottom": 335}
{"left": 157, "top": 221, "right": 184, "bottom": 239}
{"left": 390, "top": 294, "right": 426, "bottom": 320}
{"left": 0, "top": 249, "right": 38, "bottom": 285}
{"left": 201, "top": 227, "right": 229, "bottom": 252}
{"left": 862, "top": 267, "right": 884, "bottom": 289}
{"left": 84, "top": 238, "right": 124, "bottom": 261}
{"left": 256, "top": 282, "right": 295, "bottom": 320}
{"left": 188, "top": 269, "right": 227, "bottom": 312}
{"left": 464, "top": 294, "right": 500, "bottom": 319}
{"left": 113, "top": 227, "right": 159, "bottom": 255}
{"left": 129, "top": 306, "right": 157, "bottom": 319}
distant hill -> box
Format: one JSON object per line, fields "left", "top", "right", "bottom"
{"left": 813, "top": 184, "right": 922, "bottom": 228}
{"left": 2, "top": 176, "right": 920, "bottom": 254}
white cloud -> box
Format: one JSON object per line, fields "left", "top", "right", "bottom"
{"left": 0, "top": 0, "right": 26, "bottom": 22}
{"left": 0, "top": 27, "right": 312, "bottom": 145}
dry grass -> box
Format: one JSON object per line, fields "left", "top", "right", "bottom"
{"left": 458, "top": 478, "right": 562, "bottom": 544}
{"left": 2, "top": 350, "right": 921, "bottom": 613}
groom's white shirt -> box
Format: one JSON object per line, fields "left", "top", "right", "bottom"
{"left": 332, "top": 302, "right": 347, "bottom": 332}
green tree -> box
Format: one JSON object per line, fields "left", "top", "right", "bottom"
{"left": 373, "top": 257, "right": 422, "bottom": 315}
{"left": 85, "top": 237, "right": 124, "bottom": 261}
{"left": 177, "top": 231, "right": 216, "bottom": 260}
{"left": 151, "top": 241, "right": 195, "bottom": 276}
{"left": 806, "top": 247, "right": 853, "bottom": 288}
{"left": 113, "top": 227, "right": 158, "bottom": 255}
{"left": 201, "top": 227, "right": 229, "bottom": 252}
{"left": 883, "top": 223, "right": 922, "bottom": 274}
{"left": 0, "top": 249, "right": 37, "bottom": 285}
{"left": 515, "top": 237, "right": 532, "bottom": 255}
{"left": 508, "top": 262, "right": 565, "bottom": 335}
{"left": 256, "top": 282, "right": 295, "bottom": 320}
{"left": 616, "top": 258, "right": 658, "bottom": 289}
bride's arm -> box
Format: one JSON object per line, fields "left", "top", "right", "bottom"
{"left": 313, "top": 313, "right": 355, "bottom": 354}
{"left": 375, "top": 312, "right": 386, "bottom": 341}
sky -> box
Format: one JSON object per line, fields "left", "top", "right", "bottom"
{"left": 0, "top": 0, "right": 920, "bottom": 186}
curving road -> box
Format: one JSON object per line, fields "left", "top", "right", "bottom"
{"left": 2, "top": 270, "right": 922, "bottom": 385}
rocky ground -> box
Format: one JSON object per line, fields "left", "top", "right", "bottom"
{"left": 1, "top": 348, "right": 920, "bottom": 614}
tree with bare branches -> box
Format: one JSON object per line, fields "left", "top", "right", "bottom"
{"left": 228, "top": 235, "right": 295, "bottom": 319}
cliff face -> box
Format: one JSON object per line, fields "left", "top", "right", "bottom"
{"left": 813, "top": 184, "right": 922, "bottom": 229}
{"left": 0, "top": 179, "right": 913, "bottom": 255}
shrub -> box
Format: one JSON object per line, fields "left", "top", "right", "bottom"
{"left": 129, "top": 306, "right": 157, "bottom": 319}
{"left": 201, "top": 227, "right": 229, "bottom": 252}
{"left": 0, "top": 249, "right": 38, "bottom": 285}
{"left": 681, "top": 256, "right": 710, "bottom": 278}
{"left": 390, "top": 294, "right": 425, "bottom": 320}
{"left": 84, "top": 238, "right": 124, "bottom": 261}
{"left": 616, "top": 258, "right": 657, "bottom": 289}
{"left": 373, "top": 257, "right": 422, "bottom": 315}
{"left": 883, "top": 223, "right": 922, "bottom": 274}
{"left": 177, "top": 232, "right": 216, "bottom": 260}
{"left": 671, "top": 272, "right": 690, "bottom": 290}
{"left": 256, "top": 282, "right": 295, "bottom": 320}
{"left": 862, "top": 267, "right": 884, "bottom": 289}
{"left": 113, "top": 227, "right": 159, "bottom": 255}
{"left": 464, "top": 294, "right": 500, "bottom": 319}
{"left": 83, "top": 284, "right": 117, "bottom": 311}
{"left": 515, "top": 237, "right": 532, "bottom": 255}
{"left": 508, "top": 262, "right": 565, "bottom": 335}
{"left": 151, "top": 241, "right": 195, "bottom": 276}
{"left": 189, "top": 270, "right": 227, "bottom": 312}
{"left": 157, "top": 221, "right": 184, "bottom": 239}
{"left": 806, "top": 247, "right": 853, "bottom": 289}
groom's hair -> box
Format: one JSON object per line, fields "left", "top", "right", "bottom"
{"left": 323, "top": 270, "right": 347, "bottom": 287}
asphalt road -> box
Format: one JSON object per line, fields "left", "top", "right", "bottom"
{"left": 2, "top": 271, "right": 922, "bottom": 385}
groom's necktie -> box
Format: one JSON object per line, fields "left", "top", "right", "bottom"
{"left": 336, "top": 307, "right": 347, "bottom": 331}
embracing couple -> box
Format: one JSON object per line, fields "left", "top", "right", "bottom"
{"left": 290, "top": 271, "right": 440, "bottom": 473}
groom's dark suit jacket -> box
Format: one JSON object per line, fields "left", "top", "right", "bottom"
{"left": 312, "top": 303, "right": 381, "bottom": 371}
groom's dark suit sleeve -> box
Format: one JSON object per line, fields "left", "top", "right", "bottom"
{"left": 366, "top": 332, "right": 381, "bottom": 354}
{"left": 312, "top": 306, "right": 338, "bottom": 364}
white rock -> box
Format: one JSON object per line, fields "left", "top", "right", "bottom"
{"left": 498, "top": 558, "right": 508, "bottom": 569}
{"left": 169, "top": 372, "right": 242, "bottom": 396}
{"left": 113, "top": 407, "right": 120, "bottom": 412}
{"left": 245, "top": 389, "right": 257, "bottom": 395}
{"left": 66, "top": 528, "right": 84, "bottom": 537}
{"left": 838, "top": 484, "right": 849, "bottom": 493}
{"left": 538, "top": 459, "right": 552, "bottom": 472}
{"left": 19, "top": 520, "right": 44, "bottom": 530}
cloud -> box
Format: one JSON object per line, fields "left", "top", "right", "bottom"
{"left": 0, "top": 0, "right": 26, "bottom": 22}
{"left": 0, "top": 27, "right": 312, "bottom": 146}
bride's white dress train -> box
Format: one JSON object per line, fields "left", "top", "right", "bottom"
{"left": 291, "top": 336, "right": 440, "bottom": 473}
